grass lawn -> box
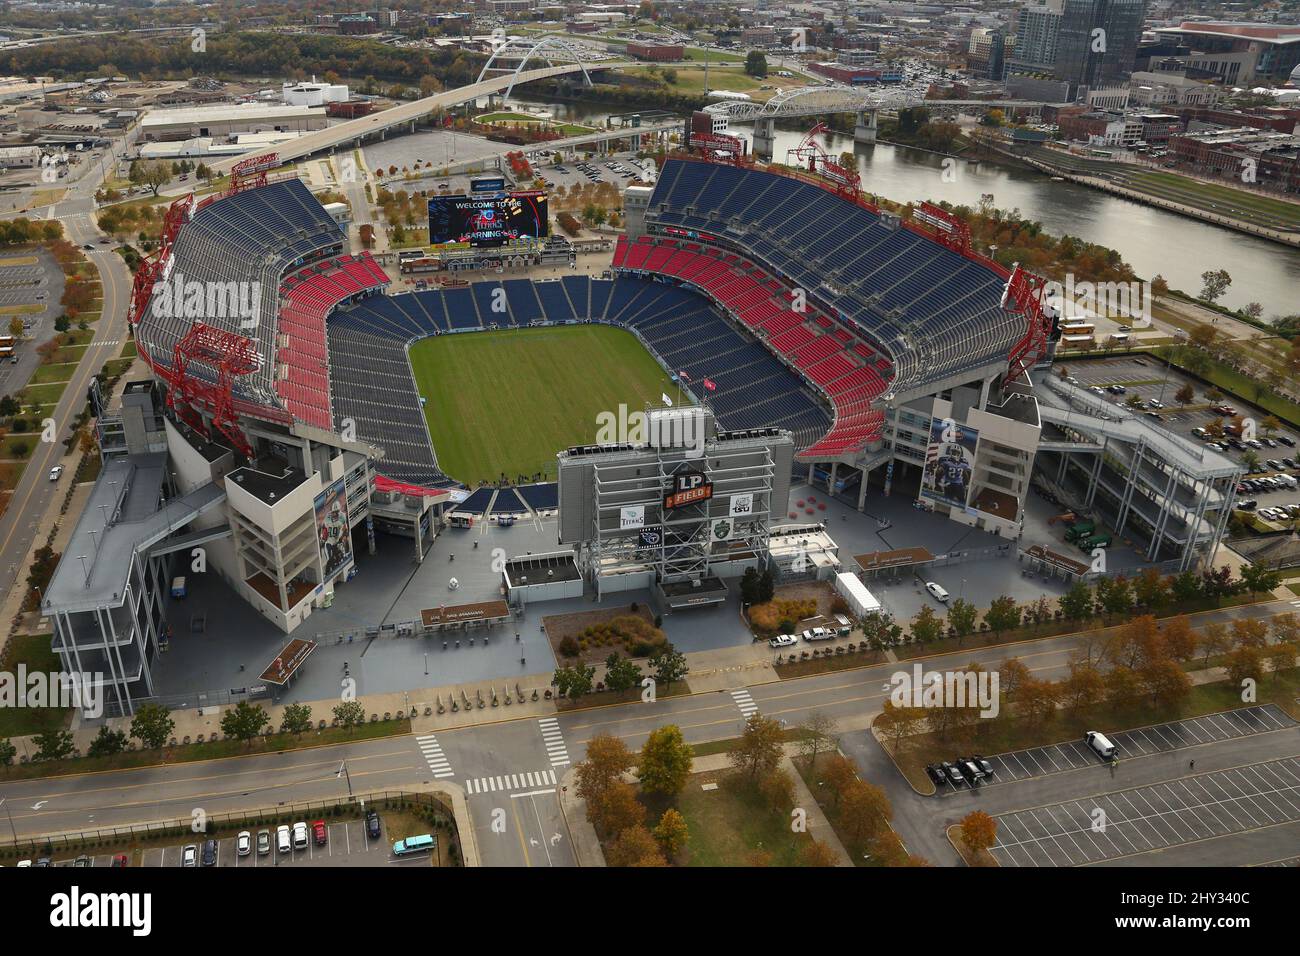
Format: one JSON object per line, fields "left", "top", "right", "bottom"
{"left": 0, "top": 434, "right": 40, "bottom": 458}
{"left": 21, "top": 382, "right": 69, "bottom": 406}
{"left": 409, "top": 324, "right": 679, "bottom": 484}
{"left": 0, "top": 304, "right": 43, "bottom": 316}
{"left": 29, "top": 362, "right": 77, "bottom": 385}
{"left": 676, "top": 769, "right": 815, "bottom": 866}
{"left": 0, "top": 633, "right": 71, "bottom": 737}
{"left": 100, "top": 358, "right": 134, "bottom": 378}
{"left": 1126, "top": 170, "right": 1300, "bottom": 227}
{"left": 119, "top": 340, "right": 137, "bottom": 358}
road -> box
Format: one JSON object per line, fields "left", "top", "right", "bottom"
{"left": 3, "top": 596, "right": 1291, "bottom": 866}
{"left": 0, "top": 145, "right": 134, "bottom": 608}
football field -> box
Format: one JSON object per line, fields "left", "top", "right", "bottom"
{"left": 408, "top": 325, "right": 682, "bottom": 485}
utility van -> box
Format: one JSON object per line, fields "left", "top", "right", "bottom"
{"left": 1086, "top": 731, "right": 1116, "bottom": 761}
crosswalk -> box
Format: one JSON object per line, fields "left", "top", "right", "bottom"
{"left": 416, "top": 734, "right": 455, "bottom": 778}
{"left": 464, "top": 769, "right": 558, "bottom": 796}
{"left": 538, "top": 717, "right": 570, "bottom": 767}
{"left": 730, "top": 688, "right": 759, "bottom": 719}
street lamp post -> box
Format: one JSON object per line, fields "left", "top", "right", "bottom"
{"left": 336, "top": 760, "right": 354, "bottom": 799}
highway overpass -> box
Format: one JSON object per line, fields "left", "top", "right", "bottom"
{"left": 209, "top": 61, "right": 633, "bottom": 174}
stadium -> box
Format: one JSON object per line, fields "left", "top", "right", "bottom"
{"left": 41, "top": 139, "right": 1088, "bottom": 714}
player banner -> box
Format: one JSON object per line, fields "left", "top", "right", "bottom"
{"left": 920, "top": 417, "right": 978, "bottom": 510}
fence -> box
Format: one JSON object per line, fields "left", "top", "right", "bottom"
{"left": 0, "top": 789, "right": 457, "bottom": 859}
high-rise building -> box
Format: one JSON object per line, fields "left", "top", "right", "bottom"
{"left": 1009, "top": 0, "right": 1063, "bottom": 75}
{"left": 1054, "top": 0, "right": 1148, "bottom": 95}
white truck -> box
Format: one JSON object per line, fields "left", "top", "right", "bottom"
{"left": 834, "top": 572, "right": 881, "bottom": 619}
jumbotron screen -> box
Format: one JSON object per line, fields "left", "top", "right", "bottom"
{"left": 427, "top": 191, "right": 549, "bottom": 247}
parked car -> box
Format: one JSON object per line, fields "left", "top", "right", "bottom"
{"left": 924, "top": 581, "right": 950, "bottom": 602}
{"left": 48, "top": 465, "right": 63, "bottom": 482}
{"left": 801, "top": 626, "right": 833, "bottom": 642}
{"left": 925, "top": 764, "right": 946, "bottom": 787}
{"left": 256, "top": 829, "right": 271, "bottom": 856}
{"left": 957, "top": 758, "right": 986, "bottom": 785}
{"left": 201, "top": 839, "right": 217, "bottom": 867}
{"left": 74, "top": 855, "right": 92, "bottom": 867}
{"left": 181, "top": 844, "right": 198, "bottom": 867}
{"left": 940, "top": 762, "right": 965, "bottom": 788}
{"left": 292, "top": 821, "right": 309, "bottom": 850}
{"left": 972, "top": 755, "right": 995, "bottom": 777}
{"left": 365, "top": 810, "right": 382, "bottom": 840}
{"left": 276, "top": 825, "right": 291, "bottom": 854}
{"left": 111, "top": 854, "right": 129, "bottom": 868}
{"left": 237, "top": 830, "right": 251, "bottom": 857}
{"left": 768, "top": 633, "right": 798, "bottom": 648}
{"left": 312, "top": 820, "right": 327, "bottom": 847}
{"left": 1107, "top": 384, "right": 1126, "bottom": 394}
{"left": 1278, "top": 436, "right": 1295, "bottom": 447}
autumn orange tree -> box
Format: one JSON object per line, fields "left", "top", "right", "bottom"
{"left": 959, "top": 810, "right": 998, "bottom": 863}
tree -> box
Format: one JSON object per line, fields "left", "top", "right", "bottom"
{"left": 948, "top": 598, "right": 977, "bottom": 644}
{"left": 221, "top": 701, "right": 270, "bottom": 745}
{"left": 757, "top": 568, "right": 775, "bottom": 602}
{"left": 638, "top": 724, "right": 693, "bottom": 797}
{"left": 653, "top": 808, "right": 689, "bottom": 859}
{"left": 280, "top": 702, "right": 313, "bottom": 735}
{"left": 1061, "top": 662, "right": 1105, "bottom": 712}
{"left": 739, "top": 566, "right": 761, "bottom": 605}
{"left": 1199, "top": 269, "right": 1231, "bottom": 304}
{"left": 1233, "top": 617, "right": 1269, "bottom": 649}
{"left": 1104, "top": 665, "right": 1140, "bottom": 704}
{"left": 798, "top": 838, "right": 839, "bottom": 867}
{"left": 1140, "top": 659, "right": 1191, "bottom": 710}
{"left": 1175, "top": 383, "right": 1194, "bottom": 407}
{"left": 1162, "top": 615, "right": 1197, "bottom": 663}
{"left": 1017, "top": 678, "right": 1059, "bottom": 727}
{"left": 1225, "top": 646, "right": 1263, "bottom": 688}
{"left": 999, "top": 657, "right": 1031, "bottom": 699}
{"left": 0, "top": 737, "right": 15, "bottom": 766}
{"left": 838, "top": 779, "right": 892, "bottom": 853}
{"left": 1059, "top": 581, "right": 1094, "bottom": 621}
{"left": 1240, "top": 561, "right": 1281, "bottom": 598}
{"left": 7, "top": 316, "right": 22, "bottom": 338}
{"left": 729, "top": 714, "right": 784, "bottom": 782}
{"left": 1101, "top": 576, "right": 1133, "bottom": 618}
{"left": 960, "top": 810, "right": 998, "bottom": 856}
{"left": 129, "top": 703, "right": 174, "bottom": 749}
{"left": 592, "top": 780, "right": 644, "bottom": 837}
{"left": 552, "top": 663, "right": 596, "bottom": 699}
{"left": 132, "top": 160, "right": 172, "bottom": 197}
{"left": 602, "top": 653, "right": 641, "bottom": 693}
{"left": 911, "top": 604, "right": 942, "bottom": 644}
{"left": 33, "top": 729, "right": 75, "bottom": 761}
{"left": 1133, "top": 567, "right": 1169, "bottom": 610}
{"left": 333, "top": 700, "right": 366, "bottom": 731}
{"left": 649, "top": 646, "right": 688, "bottom": 689}
{"left": 607, "top": 823, "right": 667, "bottom": 866}
{"left": 744, "top": 50, "right": 768, "bottom": 77}
{"left": 985, "top": 595, "right": 1020, "bottom": 635}
{"left": 876, "top": 699, "right": 925, "bottom": 754}
{"left": 798, "top": 710, "right": 839, "bottom": 766}
{"left": 759, "top": 767, "right": 797, "bottom": 813}
{"left": 87, "top": 726, "right": 127, "bottom": 757}
{"left": 576, "top": 733, "right": 634, "bottom": 807}
{"left": 815, "top": 753, "right": 860, "bottom": 807}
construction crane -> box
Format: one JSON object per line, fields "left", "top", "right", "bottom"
{"left": 786, "top": 123, "right": 860, "bottom": 198}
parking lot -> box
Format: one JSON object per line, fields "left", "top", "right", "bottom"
{"left": 27, "top": 816, "right": 440, "bottom": 869}
{"left": 988, "top": 755, "right": 1300, "bottom": 866}
{"left": 972, "top": 705, "right": 1297, "bottom": 787}
{"left": 1062, "top": 355, "right": 1300, "bottom": 523}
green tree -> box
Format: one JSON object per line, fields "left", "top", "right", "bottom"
{"left": 739, "top": 567, "right": 761, "bottom": 605}
{"left": 333, "top": 699, "right": 366, "bottom": 731}
{"left": 33, "top": 729, "right": 75, "bottom": 762}
{"left": 744, "top": 50, "right": 768, "bottom": 77}
{"left": 87, "top": 725, "right": 128, "bottom": 757}
{"left": 649, "top": 646, "right": 689, "bottom": 689}
{"left": 1199, "top": 269, "right": 1231, "bottom": 304}
{"left": 221, "top": 701, "right": 270, "bottom": 745}
{"left": 984, "top": 595, "right": 1021, "bottom": 635}
{"left": 729, "top": 714, "right": 783, "bottom": 782}
{"left": 0, "top": 737, "right": 15, "bottom": 766}
{"left": 948, "top": 598, "right": 977, "bottom": 645}
{"left": 602, "top": 653, "right": 642, "bottom": 693}
{"left": 1240, "top": 561, "right": 1281, "bottom": 598}
{"left": 757, "top": 568, "right": 775, "bottom": 602}
{"left": 553, "top": 663, "right": 596, "bottom": 699}
{"left": 129, "top": 703, "right": 174, "bottom": 749}
{"left": 280, "top": 702, "right": 313, "bottom": 735}
{"left": 638, "top": 724, "right": 693, "bottom": 797}
{"left": 910, "top": 604, "right": 942, "bottom": 644}
{"left": 1059, "top": 581, "right": 1094, "bottom": 621}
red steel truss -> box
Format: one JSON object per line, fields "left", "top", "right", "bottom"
{"left": 169, "top": 323, "right": 261, "bottom": 458}
{"left": 1002, "top": 264, "right": 1051, "bottom": 386}
{"left": 911, "top": 201, "right": 973, "bottom": 256}
{"left": 229, "top": 152, "right": 281, "bottom": 193}
{"left": 690, "top": 130, "right": 746, "bottom": 162}
{"left": 786, "top": 123, "right": 861, "bottom": 199}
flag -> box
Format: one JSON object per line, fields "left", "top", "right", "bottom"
{"left": 703, "top": 378, "right": 717, "bottom": 391}
{"left": 661, "top": 393, "right": 673, "bottom": 406}
{"left": 678, "top": 370, "right": 692, "bottom": 383}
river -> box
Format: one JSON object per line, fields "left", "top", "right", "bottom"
{"left": 511, "top": 94, "right": 1300, "bottom": 318}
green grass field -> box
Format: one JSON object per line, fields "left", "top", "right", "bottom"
{"left": 408, "top": 325, "right": 680, "bottom": 485}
